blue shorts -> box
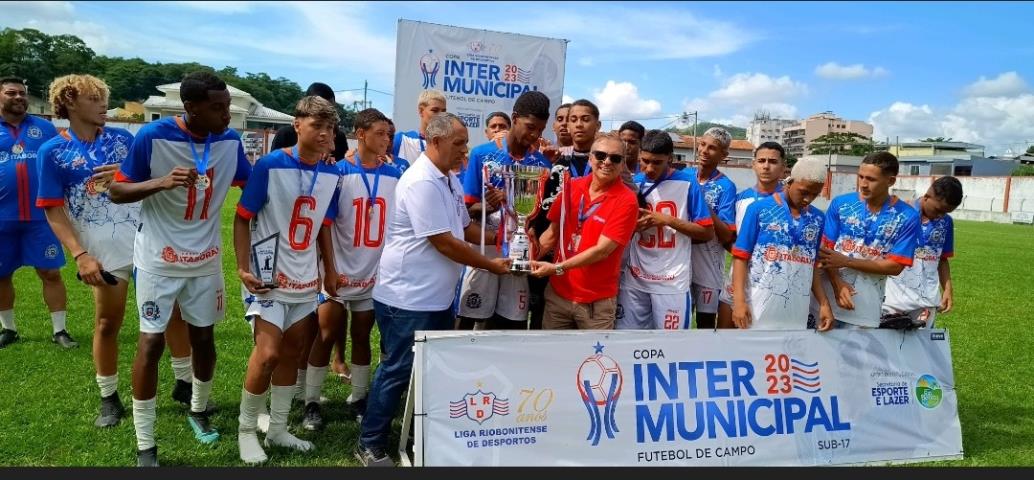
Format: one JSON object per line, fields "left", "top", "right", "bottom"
{"left": 0, "top": 221, "right": 65, "bottom": 277}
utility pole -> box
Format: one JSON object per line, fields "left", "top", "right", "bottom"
{"left": 363, "top": 80, "right": 369, "bottom": 110}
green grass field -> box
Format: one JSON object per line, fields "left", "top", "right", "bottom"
{"left": 1, "top": 190, "right": 1033, "bottom": 466}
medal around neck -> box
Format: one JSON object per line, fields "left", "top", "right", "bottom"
{"left": 11, "top": 143, "right": 24, "bottom": 155}
{"left": 501, "top": 164, "right": 548, "bottom": 273}
{"left": 251, "top": 233, "right": 280, "bottom": 289}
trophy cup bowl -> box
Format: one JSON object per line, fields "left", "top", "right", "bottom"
{"left": 501, "top": 165, "right": 547, "bottom": 274}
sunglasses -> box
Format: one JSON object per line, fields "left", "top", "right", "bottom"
{"left": 591, "top": 150, "right": 624, "bottom": 165}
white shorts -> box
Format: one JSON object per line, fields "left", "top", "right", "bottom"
{"left": 110, "top": 265, "right": 133, "bottom": 283}
{"left": 134, "top": 269, "right": 225, "bottom": 334}
{"left": 325, "top": 294, "right": 374, "bottom": 313}
{"left": 616, "top": 287, "right": 692, "bottom": 330}
{"left": 245, "top": 297, "right": 317, "bottom": 332}
{"left": 691, "top": 284, "right": 721, "bottom": 314}
{"left": 458, "top": 268, "right": 529, "bottom": 322}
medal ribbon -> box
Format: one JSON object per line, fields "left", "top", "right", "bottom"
{"left": 355, "top": 152, "right": 381, "bottom": 214}
{"left": 291, "top": 146, "right": 320, "bottom": 196}
{"left": 187, "top": 130, "right": 212, "bottom": 177}
{"left": 637, "top": 169, "right": 672, "bottom": 204}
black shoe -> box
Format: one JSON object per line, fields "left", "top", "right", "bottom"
{"left": 52, "top": 330, "right": 78, "bottom": 349}
{"left": 0, "top": 329, "right": 18, "bottom": 348}
{"left": 188, "top": 409, "right": 220, "bottom": 444}
{"left": 354, "top": 444, "right": 394, "bottom": 467}
{"left": 171, "top": 379, "right": 192, "bottom": 406}
{"left": 346, "top": 397, "right": 367, "bottom": 422}
{"left": 302, "top": 402, "right": 323, "bottom": 431}
{"left": 136, "top": 446, "right": 159, "bottom": 467}
{"left": 95, "top": 392, "right": 125, "bottom": 428}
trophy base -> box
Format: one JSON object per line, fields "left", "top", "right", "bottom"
{"left": 509, "top": 261, "right": 532, "bottom": 274}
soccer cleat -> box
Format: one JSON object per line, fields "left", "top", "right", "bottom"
{"left": 52, "top": 330, "right": 79, "bottom": 349}
{"left": 302, "top": 402, "right": 323, "bottom": 431}
{"left": 136, "top": 446, "right": 159, "bottom": 467}
{"left": 95, "top": 392, "right": 125, "bottom": 428}
{"left": 171, "top": 379, "right": 192, "bottom": 406}
{"left": 187, "top": 410, "right": 220, "bottom": 444}
{"left": 354, "top": 444, "right": 394, "bottom": 467}
{"left": 0, "top": 329, "right": 18, "bottom": 348}
{"left": 345, "top": 397, "right": 367, "bottom": 422}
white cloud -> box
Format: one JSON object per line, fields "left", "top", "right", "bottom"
{"left": 497, "top": 7, "right": 754, "bottom": 62}
{"left": 562, "top": 95, "right": 575, "bottom": 105}
{"left": 681, "top": 73, "right": 808, "bottom": 128}
{"left": 814, "top": 62, "right": 889, "bottom": 80}
{"left": 592, "top": 81, "right": 663, "bottom": 121}
{"left": 176, "top": 1, "right": 255, "bottom": 13}
{"left": 868, "top": 102, "right": 940, "bottom": 141}
{"left": 962, "top": 72, "right": 1029, "bottom": 97}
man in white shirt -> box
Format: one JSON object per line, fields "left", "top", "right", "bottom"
{"left": 356, "top": 113, "right": 510, "bottom": 467}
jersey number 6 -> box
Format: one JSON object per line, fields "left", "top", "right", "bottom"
{"left": 289, "top": 196, "right": 317, "bottom": 250}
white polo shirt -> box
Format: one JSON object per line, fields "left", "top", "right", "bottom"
{"left": 373, "top": 153, "right": 471, "bottom": 311}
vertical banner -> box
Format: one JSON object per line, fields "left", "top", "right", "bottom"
{"left": 394, "top": 19, "right": 567, "bottom": 139}
{"left": 413, "top": 329, "right": 963, "bottom": 466}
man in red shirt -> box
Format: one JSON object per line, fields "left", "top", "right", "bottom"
{"left": 531, "top": 133, "right": 637, "bottom": 329}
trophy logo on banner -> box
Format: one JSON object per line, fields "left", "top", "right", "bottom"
{"left": 501, "top": 164, "right": 547, "bottom": 273}
{"left": 251, "top": 233, "right": 280, "bottom": 289}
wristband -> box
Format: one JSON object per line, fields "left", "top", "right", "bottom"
{"left": 74, "top": 251, "right": 88, "bottom": 260}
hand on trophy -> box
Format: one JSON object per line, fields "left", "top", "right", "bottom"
{"left": 484, "top": 185, "right": 506, "bottom": 210}
{"left": 239, "top": 268, "right": 272, "bottom": 295}
{"left": 528, "top": 260, "right": 555, "bottom": 278}
{"left": 538, "top": 137, "right": 560, "bottom": 164}
{"left": 487, "top": 257, "right": 512, "bottom": 275}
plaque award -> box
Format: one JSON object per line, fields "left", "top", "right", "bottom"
{"left": 501, "top": 165, "right": 547, "bottom": 273}
{"left": 251, "top": 233, "right": 280, "bottom": 289}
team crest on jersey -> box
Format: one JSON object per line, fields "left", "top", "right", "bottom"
{"left": 44, "top": 244, "right": 59, "bottom": 259}
{"left": 930, "top": 226, "right": 944, "bottom": 244}
{"left": 882, "top": 224, "right": 897, "bottom": 238}
{"left": 465, "top": 293, "right": 483, "bottom": 309}
{"left": 704, "top": 189, "right": 718, "bottom": 207}
{"left": 114, "top": 142, "right": 128, "bottom": 160}
{"left": 27, "top": 126, "right": 43, "bottom": 139}
{"left": 161, "top": 246, "right": 179, "bottom": 264}
{"left": 803, "top": 224, "right": 820, "bottom": 243}
{"left": 141, "top": 301, "right": 160, "bottom": 321}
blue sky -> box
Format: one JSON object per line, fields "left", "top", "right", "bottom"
{"left": 4, "top": 1, "right": 1034, "bottom": 155}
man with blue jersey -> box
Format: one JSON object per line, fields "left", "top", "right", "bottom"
{"left": 689, "top": 127, "right": 738, "bottom": 329}
{"left": 110, "top": 72, "right": 252, "bottom": 466}
{"left": 883, "top": 176, "right": 963, "bottom": 328}
{"left": 458, "top": 91, "right": 552, "bottom": 330}
{"left": 303, "top": 108, "right": 400, "bottom": 431}
{"left": 37, "top": 74, "right": 140, "bottom": 427}
{"left": 0, "top": 76, "right": 74, "bottom": 350}
{"left": 717, "top": 141, "right": 787, "bottom": 327}
{"left": 817, "top": 152, "right": 920, "bottom": 329}
{"left": 235, "top": 96, "right": 341, "bottom": 464}
{"left": 731, "top": 158, "right": 834, "bottom": 330}
{"left": 617, "top": 130, "right": 714, "bottom": 330}
{"left": 391, "top": 89, "right": 446, "bottom": 173}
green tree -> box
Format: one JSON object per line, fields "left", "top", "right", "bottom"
{"left": 1013, "top": 164, "right": 1034, "bottom": 176}
{"left": 0, "top": 28, "right": 95, "bottom": 97}
{"left": 1026, "top": 145, "right": 1034, "bottom": 155}
{"left": 808, "top": 132, "right": 874, "bottom": 156}
{"left": 665, "top": 121, "right": 747, "bottom": 140}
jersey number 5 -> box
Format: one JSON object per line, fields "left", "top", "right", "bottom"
{"left": 289, "top": 196, "right": 317, "bottom": 250}
{"left": 352, "top": 197, "right": 386, "bottom": 248}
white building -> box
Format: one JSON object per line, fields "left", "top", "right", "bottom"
{"left": 142, "top": 82, "right": 294, "bottom": 131}
{"left": 746, "top": 113, "right": 798, "bottom": 149}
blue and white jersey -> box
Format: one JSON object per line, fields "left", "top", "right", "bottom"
{"left": 722, "top": 184, "right": 784, "bottom": 295}
{"left": 329, "top": 158, "right": 402, "bottom": 300}
{"left": 732, "top": 193, "right": 824, "bottom": 330}
{"left": 688, "top": 167, "right": 737, "bottom": 289}
{"left": 117, "top": 116, "right": 251, "bottom": 277}
{"left": 625, "top": 169, "right": 713, "bottom": 294}
{"left": 1, "top": 115, "right": 58, "bottom": 221}
{"left": 36, "top": 127, "right": 140, "bottom": 272}
{"left": 461, "top": 136, "right": 550, "bottom": 204}
{"left": 391, "top": 130, "right": 425, "bottom": 174}
{"left": 821, "top": 192, "right": 920, "bottom": 327}
{"left": 884, "top": 206, "right": 955, "bottom": 314}
{"left": 237, "top": 148, "right": 341, "bottom": 303}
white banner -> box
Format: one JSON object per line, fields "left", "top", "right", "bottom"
{"left": 393, "top": 19, "right": 567, "bottom": 138}
{"left": 412, "top": 329, "right": 963, "bottom": 466}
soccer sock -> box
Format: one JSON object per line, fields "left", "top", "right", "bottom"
{"left": 347, "top": 364, "right": 371, "bottom": 402}
{"left": 266, "top": 385, "right": 313, "bottom": 452}
{"left": 0, "top": 309, "right": 15, "bottom": 331}
{"left": 170, "top": 356, "right": 192, "bottom": 383}
{"left": 256, "top": 390, "right": 270, "bottom": 434}
{"left": 295, "top": 368, "right": 306, "bottom": 400}
{"left": 132, "top": 397, "right": 157, "bottom": 451}
{"left": 96, "top": 374, "right": 118, "bottom": 398}
{"left": 304, "top": 365, "right": 327, "bottom": 405}
{"left": 191, "top": 376, "right": 213, "bottom": 413}
{"left": 238, "top": 388, "right": 268, "bottom": 464}
{"left": 50, "top": 311, "right": 67, "bottom": 334}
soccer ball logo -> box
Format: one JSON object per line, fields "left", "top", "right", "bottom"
{"left": 577, "top": 342, "right": 622, "bottom": 446}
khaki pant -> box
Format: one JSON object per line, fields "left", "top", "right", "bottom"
{"left": 543, "top": 283, "right": 616, "bottom": 330}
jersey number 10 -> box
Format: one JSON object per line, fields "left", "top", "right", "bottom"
{"left": 352, "top": 197, "right": 386, "bottom": 248}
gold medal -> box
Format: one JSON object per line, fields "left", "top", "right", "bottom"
{"left": 196, "top": 174, "right": 211, "bottom": 189}
{"left": 11, "top": 143, "right": 24, "bottom": 155}
{"left": 93, "top": 179, "right": 109, "bottom": 194}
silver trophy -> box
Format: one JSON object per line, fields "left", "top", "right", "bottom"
{"left": 251, "top": 233, "right": 280, "bottom": 289}
{"left": 501, "top": 165, "right": 547, "bottom": 273}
